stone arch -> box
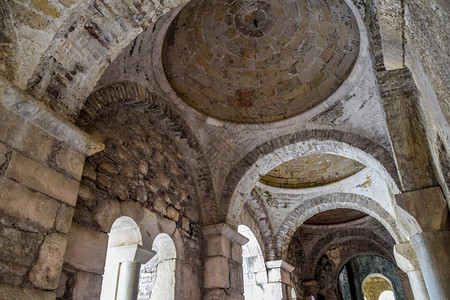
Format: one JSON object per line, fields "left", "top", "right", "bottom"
{"left": 243, "top": 189, "right": 276, "bottom": 260}
{"left": 277, "top": 193, "right": 404, "bottom": 260}
{"left": 101, "top": 216, "right": 149, "bottom": 300}
{"left": 139, "top": 233, "right": 177, "bottom": 300}
{"left": 77, "top": 81, "right": 217, "bottom": 225}
{"left": 223, "top": 130, "right": 401, "bottom": 226}
{"left": 308, "top": 228, "right": 395, "bottom": 277}
{"left": 25, "top": 0, "right": 186, "bottom": 117}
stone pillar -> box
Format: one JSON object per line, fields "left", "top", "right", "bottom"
{"left": 202, "top": 224, "right": 249, "bottom": 300}
{"left": 265, "top": 260, "right": 295, "bottom": 299}
{"left": 116, "top": 261, "right": 141, "bottom": 300}
{"left": 394, "top": 242, "right": 429, "bottom": 300}
{"left": 395, "top": 187, "right": 450, "bottom": 300}
{"left": 410, "top": 231, "right": 450, "bottom": 300}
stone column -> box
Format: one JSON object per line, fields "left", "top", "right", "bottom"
{"left": 202, "top": 224, "right": 249, "bottom": 300}
{"left": 394, "top": 242, "right": 429, "bottom": 300}
{"left": 395, "top": 187, "right": 450, "bottom": 300}
{"left": 116, "top": 261, "right": 141, "bottom": 300}
{"left": 265, "top": 260, "right": 295, "bottom": 299}
{"left": 410, "top": 231, "right": 450, "bottom": 300}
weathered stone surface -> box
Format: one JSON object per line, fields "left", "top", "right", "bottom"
{"left": 55, "top": 146, "right": 85, "bottom": 180}
{"left": 0, "top": 222, "right": 44, "bottom": 285}
{"left": 0, "top": 177, "right": 59, "bottom": 230}
{"left": 204, "top": 256, "right": 230, "bottom": 289}
{"left": 93, "top": 198, "right": 122, "bottom": 232}
{"left": 0, "top": 284, "right": 56, "bottom": 300}
{"left": 6, "top": 153, "right": 80, "bottom": 206}
{"left": 72, "top": 271, "right": 102, "bottom": 300}
{"left": 167, "top": 206, "right": 180, "bottom": 221}
{"left": 55, "top": 204, "right": 75, "bottom": 234}
{"left": 29, "top": 233, "right": 67, "bottom": 290}
{"left": 64, "top": 223, "right": 107, "bottom": 274}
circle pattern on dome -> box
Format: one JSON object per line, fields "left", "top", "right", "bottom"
{"left": 259, "top": 154, "right": 365, "bottom": 188}
{"left": 162, "top": 0, "right": 360, "bottom": 123}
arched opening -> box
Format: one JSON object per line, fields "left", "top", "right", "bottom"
{"left": 138, "top": 233, "right": 177, "bottom": 300}
{"left": 362, "top": 274, "right": 395, "bottom": 300}
{"left": 338, "top": 256, "right": 405, "bottom": 300}
{"left": 238, "top": 225, "right": 268, "bottom": 299}
{"left": 101, "top": 216, "right": 148, "bottom": 300}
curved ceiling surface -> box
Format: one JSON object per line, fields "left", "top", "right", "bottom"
{"left": 259, "top": 153, "right": 365, "bottom": 188}
{"left": 162, "top": 0, "right": 360, "bottom": 123}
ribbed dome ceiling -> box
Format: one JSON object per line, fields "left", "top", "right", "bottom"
{"left": 162, "top": 0, "right": 360, "bottom": 123}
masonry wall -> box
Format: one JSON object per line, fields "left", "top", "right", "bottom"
{"left": 59, "top": 101, "right": 204, "bottom": 299}
{"left": 0, "top": 95, "right": 85, "bottom": 299}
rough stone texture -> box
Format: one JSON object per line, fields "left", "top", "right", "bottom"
{"left": 0, "top": 177, "right": 60, "bottom": 230}
{"left": 0, "top": 284, "right": 56, "bottom": 300}
{"left": 379, "top": 68, "right": 437, "bottom": 192}
{"left": 72, "top": 271, "right": 102, "bottom": 300}
{"left": 64, "top": 223, "right": 108, "bottom": 274}
{"left": 29, "top": 233, "right": 67, "bottom": 290}
{"left": 6, "top": 153, "right": 80, "bottom": 206}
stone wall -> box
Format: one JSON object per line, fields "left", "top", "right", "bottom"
{"left": 0, "top": 79, "right": 90, "bottom": 299}
{"left": 58, "top": 90, "right": 204, "bottom": 299}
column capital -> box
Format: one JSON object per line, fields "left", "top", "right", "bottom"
{"left": 393, "top": 242, "right": 420, "bottom": 273}
{"left": 266, "top": 260, "right": 295, "bottom": 273}
{"left": 202, "top": 223, "right": 249, "bottom": 245}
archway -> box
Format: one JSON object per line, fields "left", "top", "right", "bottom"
{"left": 138, "top": 233, "right": 177, "bottom": 300}
{"left": 362, "top": 274, "right": 395, "bottom": 300}
{"left": 238, "top": 225, "right": 268, "bottom": 299}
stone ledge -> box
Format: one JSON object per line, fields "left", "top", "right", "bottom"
{"left": 0, "top": 76, "right": 103, "bottom": 156}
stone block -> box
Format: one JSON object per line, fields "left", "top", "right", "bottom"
{"left": 206, "top": 235, "right": 231, "bottom": 258}
{"left": 55, "top": 204, "right": 75, "bottom": 233}
{"left": 120, "top": 200, "right": 146, "bottom": 224}
{"left": 93, "top": 198, "right": 122, "bottom": 232}
{"left": 56, "top": 272, "right": 68, "bottom": 298}
{"left": 0, "top": 284, "right": 56, "bottom": 300}
{"left": 55, "top": 146, "right": 85, "bottom": 180}
{"left": 64, "top": 223, "right": 108, "bottom": 274}
{"left": 395, "top": 187, "right": 449, "bottom": 232}
{"left": 231, "top": 242, "right": 243, "bottom": 263}
{"left": 6, "top": 153, "right": 80, "bottom": 206}
{"left": 229, "top": 262, "right": 244, "bottom": 293}
{"left": 204, "top": 256, "right": 230, "bottom": 289}
{"left": 29, "top": 233, "right": 67, "bottom": 290}
{"left": 153, "top": 197, "right": 167, "bottom": 215}
{"left": 167, "top": 206, "right": 180, "bottom": 221}
{"left": 0, "top": 177, "right": 59, "bottom": 230}
{"left": 73, "top": 271, "right": 102, "bottom": 300}
{"left": 181, "top": 216, "right": 190, "bottom": 232}
{"left": 82, "top": 162, "right": 97, "bottom": 181}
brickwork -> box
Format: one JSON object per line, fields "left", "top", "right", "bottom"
{"left": 162, "top": 0, "right": 360, "bottom": 123}
{"left": 260, "top": 154, "right": 365, "bottom": 189}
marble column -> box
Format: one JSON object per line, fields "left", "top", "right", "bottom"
{"left": 393, "top": 242, "right": 430, "bottom": 300}
{"left": 395, "top": 187, "right": 450, "bottom": 300}
{"left": 116, "top": 261, "right": 141, "bottom": 300}
{"left": 202, "top": 223, "right": 249, "bottom": 300}
{"left": 410, "top": 231, "right": 450, "bottom": 300}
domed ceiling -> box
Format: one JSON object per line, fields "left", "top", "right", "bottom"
{"left": 259, "top": 154, "right": 365, "bottom": 188}
{"left": 162, "top": 0, "right": 360, "bottom": 123}
{"left": 303, "top": 208, "right": 367, "bottom": 225}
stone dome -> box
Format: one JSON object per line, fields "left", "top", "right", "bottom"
{"left": 162, "top": 0, "right": 360, "bottom": 123}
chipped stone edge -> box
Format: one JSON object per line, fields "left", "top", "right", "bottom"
{"left": 0, "top": 76, "right": 104, "bottom": 156}
{"left": 266, "top": 260, "right": 295, "bottom": 273}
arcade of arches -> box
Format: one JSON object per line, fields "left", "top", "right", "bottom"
{"left": 0, "top": 0, "right": 449, "bottom": 299}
